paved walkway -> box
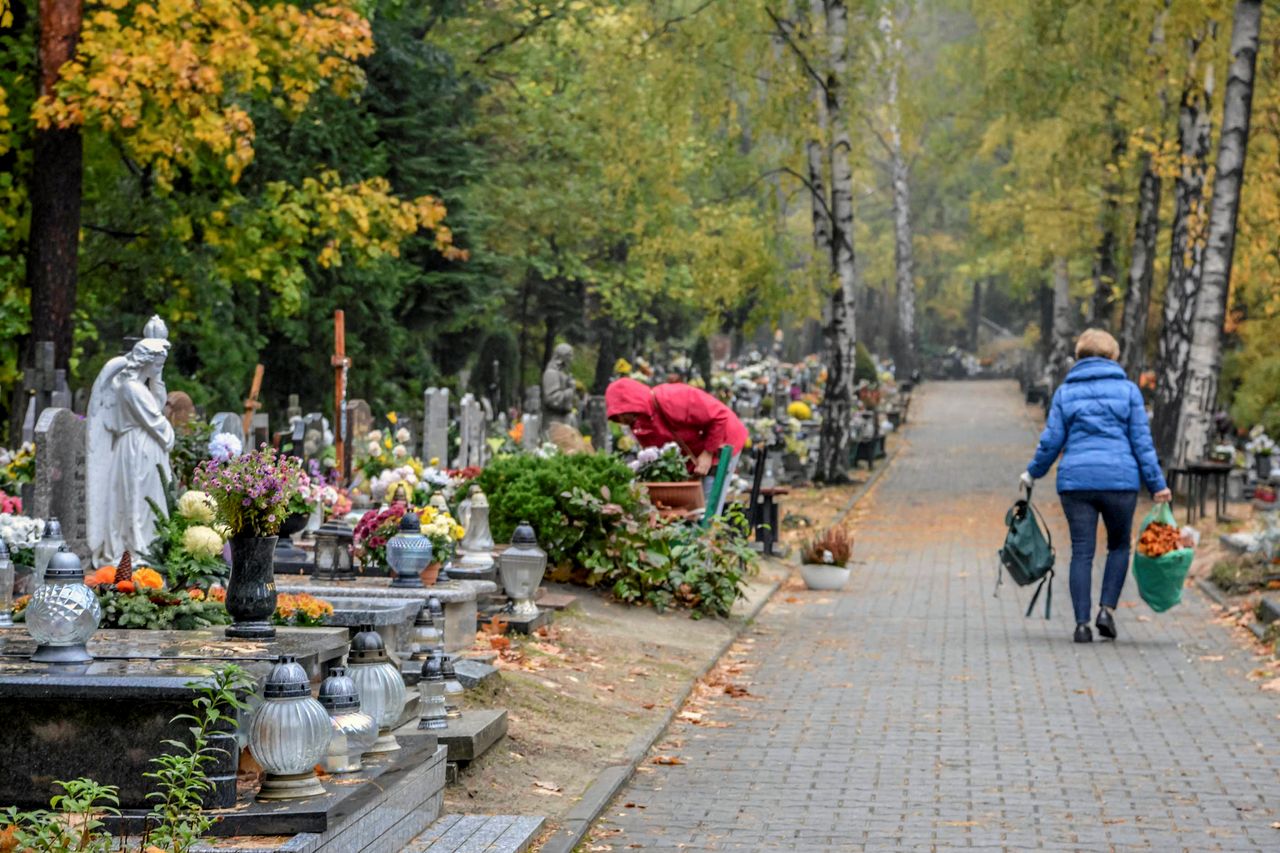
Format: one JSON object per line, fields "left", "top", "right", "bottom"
{"left": 591, "top": 381, "right": 1280, "bottom": 851}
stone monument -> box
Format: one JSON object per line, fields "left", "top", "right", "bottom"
{"left": 541, "top": 344, "right": 577, "bottom": 435}
{"left": 85, "top": 338, "right": 175, "bottom": 567}
{"left": 32, "top": 407, "right": 88, "bottom": 558}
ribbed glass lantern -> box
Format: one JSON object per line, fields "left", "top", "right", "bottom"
{"left": 455, "top": 490, "right": 495, "bottom": 574}
{"left": 439, "top": 650, "right": 464, "bottom": 719}
{"left": 27, "top": 546, "right": 101, "bottom": 664}
{"left": 0, "top": 540, "right": 14, "bottom": 628}
{"left": 248, "top": 656, "right": 331, "bottom": 800}
{"left": 385, "top": 512, "right": 433, "bottom": 588}
{"left": 417, "top": 655, "right": 448, "bottom": 730}
{"left": 32, "top": 519, "right": 64, "bottom": 587}
{"left": 498, "top": 521, "right": 548, "bottom": 618}
{"left": 317, "top": 667, "right": 378, "bottom": 774}
{"left": 410, "top": 597, "right": 444, "bottom": 661}
{"left": 346, "top": 625, "right": 408, "bottom": 753}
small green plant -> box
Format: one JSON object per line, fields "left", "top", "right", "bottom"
{"left": 0, "top": 664, "right": 253, "bottom": 853}
{"left": 1210, "top": 556, "right": 1267, "bottom": 593}
{"left": 629, "top": 443, "right": 690, "bottom": 483}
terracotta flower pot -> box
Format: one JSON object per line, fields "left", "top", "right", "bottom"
{"left": 643, "top": 481, "right": 705, "bottom": 511}
{"left": 420, "top": 561, "right": 442, "bottom": 586}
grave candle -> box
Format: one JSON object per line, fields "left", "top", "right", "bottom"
{"left": 0, "top": 541, "right": 14, "bottom": 627}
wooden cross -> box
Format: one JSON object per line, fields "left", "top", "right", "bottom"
{"left": 331, "top": 310, "right": 350, "bottom": 484}
{"left": 242, "top": 363, "right": 264, "bottom": 439}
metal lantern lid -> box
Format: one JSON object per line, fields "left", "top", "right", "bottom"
{"left": 42, "top": 519, "right": 64, "bottom": 539}
{"left": 413, "top": 604, "right": 435, "bottom": 628}
{"left": 317, "top": 519, "right": 354, "bottom": 541}
{"left": 427, "top": 596, "right": 444, "bottom": 619}
{"left": 421, "top": 654, "right": 444, "bottom": 682}
{"left": 397, "top": 513, "right": 421, "bottom": 533}
{"left": 44, "top": 546, "right": 84, "bottom": 581}
{"left": 318, "top": 666, "right": 361, "bottom": 712}
{"left": 263, "top": 655, "right": 312, "bottom": 699}
{"left": 511, "top": 520, "right": 537, "bottom": 547}
{"left": 440, "top": 653, "right": 457, "bottom": 680}
{"left": 349, "top": 625, "right": 390, "bottom": 663}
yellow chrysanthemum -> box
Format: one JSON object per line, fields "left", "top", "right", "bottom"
{"left": 386, "top": 411, "right": 398, "bottom": 425}
{"left": 183, "top": 525, "right": 225, "bottom": 559}
{"left": 787, "top": 401, "right": 812, "bottom": 421}
{"left": 177, "top": 490, "right": 216, "bottom": 523}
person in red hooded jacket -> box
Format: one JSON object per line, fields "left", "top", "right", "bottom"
{"left": 605, "top": 377, "right": 749, "bottom": 514}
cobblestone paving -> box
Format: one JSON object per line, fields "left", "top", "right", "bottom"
{"left": 591, "top": 381, "right": 1280, "bottom": 851}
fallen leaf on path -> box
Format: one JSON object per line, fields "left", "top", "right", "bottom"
{"left": 532, "top": 780, "right": 563, "bottom": 795}
{"left": 652, "top": 755, "right": 686, "bottom": 765}
{"left": 1198, "top": 655, "right": 1225, "bottom": 662}
{"left": 678, "top": 711, "right": 703, "bottom": 723}
{"left": 1260, "top": 678, "right": 1280, "bottom": 693}
{"left": 723, "top": 684, "right": 751, "bottom": 697}
{"left": 1074, "top": 688, "right": 1093, "bottom": 695}
{"left": 1136, "top": 615, "right": 1152, "bottom": 622}
{"left": 1118, "top": 602, "right": 1138, "bottom": 609}
{"left": 641, "top": 703, "right": 656, "bottom": 710}
{"left": 784, "top": 596, "right": 801, "bottom": 603}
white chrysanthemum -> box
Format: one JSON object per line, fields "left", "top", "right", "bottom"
{"left": 395, "top": 427, "right": 411, "bottom": 444}
{"left": 183, "top": 525, "right": 225, "bottom": 559}
{"left": 177, "top": 490, "right": 216, "bottom": 523}
{"left": 367, "top": 430, "right": 383, "bottom": 443}
{"left": 392, "top": 444, "right": 408, "bottom": 459}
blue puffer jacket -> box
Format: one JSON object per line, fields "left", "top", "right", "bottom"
{"left": 1028, "top": 357, "right": 1167, "bottom": 495}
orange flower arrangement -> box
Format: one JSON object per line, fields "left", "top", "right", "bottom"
{"left": 86, "top": 566, "right": 117, "bottom": 586}
{"left": 86, "top": 565, "right": 163, "bottom": 591}
{"left": 132, "top": 567, "right": 164, "bottom": 590}
{"left": 274, "top": 592, "right": 334, "bottom": 627}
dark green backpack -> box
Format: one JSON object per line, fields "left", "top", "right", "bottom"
{"left": 995, "top": 490, "right": 1055, "bottom": 618}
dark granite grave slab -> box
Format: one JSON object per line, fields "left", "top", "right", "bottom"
{"left": 0, "top": 629, "right": 348, "bottom": 811}
{"left": 452, "top": 659, "right": 499, "bottom": 689}
{"left": 500, "top": 609, "right": 552, "bottom": 635}
{"left": 408, "top": 708, "right": 507, "bottom": 763}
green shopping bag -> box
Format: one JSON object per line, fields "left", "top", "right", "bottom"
{"left": 1131, "top": 502, "right": 1194, "bottom": 613}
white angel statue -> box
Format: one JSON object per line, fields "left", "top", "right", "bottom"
{"left": 86, "top": 338, "right": 175, "bottom": 567}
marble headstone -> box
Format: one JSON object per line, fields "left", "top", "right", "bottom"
{"left": 210, "top": 411, "right": 244, "bottom": 445}
{"left": 32, "top": 408, "right": 88, "bottom": 558}
{"left": 422, "top": 388, "right": 449, "bottom": 466}
{"left": 346, "top": 399, "right": 373, "bottom": 445}
{"left": 583, "top": 395, "right": 611, "bottom": 453}
{"left": 164, "top": 391, "right": 195, "bottom": 430}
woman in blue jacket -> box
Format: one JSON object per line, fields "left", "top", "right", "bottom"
{"left": 1023, "top": 330, "right": 1172, "bottom": 643}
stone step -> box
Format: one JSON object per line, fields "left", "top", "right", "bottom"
{"left": 407, "top": 814, "right": 545, "bottom": 853}
{"left": 395, "top": 707, "right": 508, "bottom": 764}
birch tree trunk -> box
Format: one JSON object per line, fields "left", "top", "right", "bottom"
{"left": 815, "top": 0, "right": 859, "bottom": 484}
{"left": 1152, "top": 37, "right": 1215, "bottom": 461}
{"left": 1089, "top": 119, "right": 1125, "bottom": 328}
{"left": 1048, "top": 257, "right": 1075, "bottom": 390}
{"left": 881, "top": 11, "right": 916, "bottom": 378}
{"left": 1119, "top": 158, "right": 1161, "bottom": 377}
{"left": 1119, "top": 3, "right": 1170, "bottom": 378}
{"left": 1177, "top": 0, "right": 1262, "bottom": 464}
{"left": 13, "top": 0, "right": 84, "bottom": 442}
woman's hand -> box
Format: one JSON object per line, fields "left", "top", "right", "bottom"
{"left": 693, "top": 450, "right": 714, "bottom": 476}
{"left": 1019, "top": 471, "right": 1034, "bottom": 490}
{"left": 1153, "top": 488, "right": 1172, "bottom": 503}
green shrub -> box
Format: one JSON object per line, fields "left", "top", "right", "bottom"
{"left": 475, "top": 452, "right": 641, "bottom": 564}
{"left": 855, "top": 342, "right": 878, "bottom": 385}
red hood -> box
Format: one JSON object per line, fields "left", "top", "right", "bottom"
{"left": 605, "top": 378, "right": 653, "bottom": 418}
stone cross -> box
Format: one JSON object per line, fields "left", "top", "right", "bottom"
{"left": 422, "top": 388, "right": 450, "bottom": 466}
{"left": 286, "top": 394, "right": 302, "bottom": 422}
{"left": 332, "top": 310, "right": 351, "bottom": 483}
{"left": 241, "top": 363, "right": 264, "bottom": 438}
{"left": 33, "top": 408, "right": 88, "bottom": 559}
{"left": 21, "top": 342, "right": 59, "bottom": 443}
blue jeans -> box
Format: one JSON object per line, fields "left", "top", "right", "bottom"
{"left": 1059, "top": 490, "right": 1138, "bottom": 625}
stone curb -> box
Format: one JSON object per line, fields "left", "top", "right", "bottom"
{"left": 1195, "top": 577, "right": 1231, "bottom": 609}
{"left": 538, "top": 430, "right": 906, "bottom": 853}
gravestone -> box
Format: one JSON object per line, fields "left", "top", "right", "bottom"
{"left": 302, "top": 413, "right": 330, "bottom": 462}
{"left": 454, "top": 394, "right": 486, "bottom": 469}
{"left": 251, "top": 412, "right": 270, "bottom": 449}
{"left": 583, "top": 395, "right": 610, "bottom": 453}
{"left": 21, "top": 342, "right": 59, "bottom": 443}
{"left": 422, "top": 388, "right": 449, "bottom": 466}
{"left": 210, "top": 411, "right": 245, "bottom": 445}
{"left": 523, "top": 385, "right": 541, "bottom": 415}
{"left": 286, "top": 393, "right": 302, "bottom": 422}
{"left": 347, "top": 399, "right": 373, "bottom": 445}
{"left": 164, "top": 391, "right": 195, "bottom": 430}
{"left": 32, "top": 408, "right": 88, "bottom": 558}
{"left": 520, "top": 413, "right": 541, "bottom": 451}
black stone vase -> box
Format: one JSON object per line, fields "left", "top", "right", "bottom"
{"left": 225, "top": 535, "right": 279, "bottom": 639}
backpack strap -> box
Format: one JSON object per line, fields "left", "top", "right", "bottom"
{"left": 1024, "top": 569, "right": 1053, "bottom": 619}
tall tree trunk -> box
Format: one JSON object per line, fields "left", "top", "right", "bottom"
{"left": 1152, "top": 36, "right": 1215, "bottom": 461}
{"left": 882, "top": 11, "right": 915, "bottom": 377}
{"left": 1177, "top": 0, "right": 1262, "bottom": 464}
{"left": 968, "top": 280, "right": 981, "bottom": 352}
{"left": 1120, "top": 159, "right": 1162, "bottom": 377}
{"left": 1089, "top": 119, "right": 1126, "bottom": 328}
{"left": 1049, "top": 256, "right": 1074, "bottom": 389}
{"left": 1119, "top": 3, "right": 1170, "bottom": 378}
{"left": 815, "top": 0, "right": 858, "bottom": 484}
{"left": 11, "top": 0, "right": 83, "bottom": 443}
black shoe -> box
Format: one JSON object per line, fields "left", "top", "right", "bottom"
{"left": 1096, "top": 608, "right": 1117, "bottom": 640}
{"left": 1074, "top": 623, "right": 1093, "bottom": 643}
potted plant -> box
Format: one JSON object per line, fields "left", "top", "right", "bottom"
{"left": 418, "top": 504, "right": 465, "bottom": 584}
{"left": 631, "top": 442, "right": 704, "bottom": 511}
{"left": 1246, "top": 428, "right": 1275, "bottom": 480}
{"left": 193, "top": 446, "right": 308, "bottom": 638}
{"left": 799, "top": 526, "right": 853, "bottom": 590}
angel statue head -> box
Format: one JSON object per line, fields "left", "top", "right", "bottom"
{"left": 126, "top": 338, "right": 170, "bottom": 379}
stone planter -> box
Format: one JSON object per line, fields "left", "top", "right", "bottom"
{"left": 799, "top": 563, "right": 851, "bottom": 591}
{"left": 644, "top": 481, "right": 705, "bottom": 511}
{"left": 226, "top": 535, "right": 279, "bottom": 639}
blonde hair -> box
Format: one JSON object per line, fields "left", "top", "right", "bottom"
{"left": 1075, "top": 328, "right": 1120, "bottom": 361}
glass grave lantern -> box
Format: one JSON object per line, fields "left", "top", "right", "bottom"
{"left": 498, "top": 521, "right": 548, "bottom": 618}
{"left": 417, "top": 655, "right": 448, "bottom": 730}
{"left": 409, "top": 596, "right": 444, "bottom": 661}
{"left": 386, "top": 511, "right": 433, "bottom": 588}
{"left": 33, "top": 518, "right": 64, "bottom": 586}
{"left": 313, "top": 519, "right": 355, "bottom": 582}
{"left": 248, "top": 656, "right": 332, "bottom": 800}
{"left": 317, "top": 666, "right": 378, "bottom": 774}
{"left": 346, "top": 625, "right": 408, "bottom": 753}
{"left": 437, "top": 648, "right": 464, "bottom": 719}
{"left": 0, "top": 540, "right": 14, "bottom": 628}
{"left": 27, "top": 546, "right": 101, "bottom": 664}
